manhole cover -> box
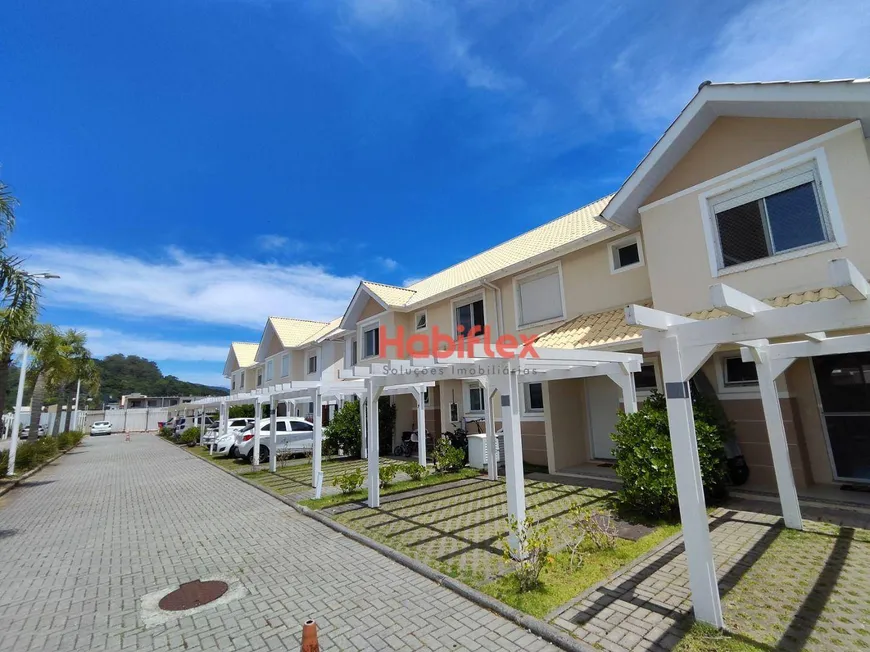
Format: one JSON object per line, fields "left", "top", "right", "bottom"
{"left": 158, "top": 580, "right": 229, "bottom": 611}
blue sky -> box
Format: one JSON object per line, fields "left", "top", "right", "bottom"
{"left": 2, "top": 0, "right": 869, "bottom": 388}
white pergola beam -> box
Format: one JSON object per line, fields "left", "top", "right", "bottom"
{"left": 710, "top": 284, "right": 772, "bottom": 318}
{"left": 626, "top": 304, "right": 697, "bottom": 331}
{"left": 830, "top": 258, "right": 870, "bottom": 301}
{"left": 749, "top": 332, "right": 870, "bottom": 362}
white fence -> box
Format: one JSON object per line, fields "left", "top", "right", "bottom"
{"left": 2, "top": 407, "right": 170, "bottom": 438}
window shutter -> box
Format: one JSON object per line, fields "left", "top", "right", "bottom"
{"left": 518, "top": 270, "right": 563, "bottom": 326}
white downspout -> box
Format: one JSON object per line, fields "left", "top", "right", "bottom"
{"left": 480, "top": 279, "right": 503, "bottom": 340}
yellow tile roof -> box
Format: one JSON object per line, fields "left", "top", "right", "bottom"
{"left": 230, "top": 342, "right": 259, "bottom": 368}
{"left": 403, "top": 195, "right": 613, "bottom": 305}
{"left": 361, "top": 281, "right": 417, "bottom": 308}
{"left": 536, "top": 304, "right": 648, "bottom": 350}
{"left": 686, "top": 287, "right": 841, "bottom": 320}
{"left": 539, "top": 287, "right": 842, "bottom": 350}
{"left": 269, "top": 317, "right": 330, "bottom": 348}
{"left": 309, "top": 317, "right": 345, "bottom": 343}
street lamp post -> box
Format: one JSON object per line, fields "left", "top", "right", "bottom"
{"left": 7, "top": 272, "right": 60, "bottom": 476}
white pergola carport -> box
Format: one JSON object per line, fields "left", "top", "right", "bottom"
{"left": 340, "top": 345, "right": 643, "bottom": 525}
{"left": 626, "top": 257, "right": 870, "bottom": 628}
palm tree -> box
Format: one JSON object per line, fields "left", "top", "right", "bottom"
{"left": 28, "top": 325, "right": 65, "bottom": 437}
{"left": 0, "top": 180, "right": 41, "bottom": 417}
{"left": 44, "top": 330, "right": 95, "bottom": 435}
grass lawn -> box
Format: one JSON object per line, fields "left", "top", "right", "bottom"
{"left": 186, "top": 443, "right": 254, "bottom": 473}
{"left": 299, "top": 467, "right": 482, "bottom": 509}
{"left": 483, "top": 523, "right": 680, "bottom": 618}
{"left": 674, "top": 623, "right": 769, "bottom": 652}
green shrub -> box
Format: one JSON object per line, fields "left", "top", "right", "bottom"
{"left": 612, "top": 390, "right": 727, "bottom": 519}
{"left": 56, "top": 430, "right": 85, "bottom": 450}
{"left": 433, "top": 438, "right": 465, "bottom": 472}
{"left": 379, "top": 464, "right": 399, "bottom": 488}
{"left": 158, "top": 426, "right": 174, "bottom": 438}
{"left": 378, "top": 397, "right": 396, "bottom": 455}
{"left": 324, "top": 400, "right": 362, "bottom": 458}
{"left": 402, "top": 461, "right": 427, "bottom": 481}
{"left": 333, "top": 467, "right": 365, "bottom": 494}
{"left": 502, "top": 515, "right": 554, "bottom": 592}
{"left": 180, "top": 427, "right": 200, "bottom": 446}
{"left": 14, "top": 437, "right": 58, "bottom": 471}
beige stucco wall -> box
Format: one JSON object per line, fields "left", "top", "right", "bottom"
{"left": 785, "top": 358, "right": 833, "bottom": 485}
{"left": 496, "top": 236, "right": 652, "bottom": 338}
{"left": 642, "top": 122, "right": 870, "bottom": 315}
{"left": 647, "top": 117, "right": 852, "bottom": 204}
{"left": 543, "top": 378, "right": 590, "bottom": 472}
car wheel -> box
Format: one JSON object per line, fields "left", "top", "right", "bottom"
{"left": 258, "top": 445, "right": 270, "bottom": 464}
{"left": 228, "top": 445, "right": 237, "bottom": 458}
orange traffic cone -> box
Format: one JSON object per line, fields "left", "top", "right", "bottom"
{"left": 301, "top": 619, "right": 320, "bottom": 652}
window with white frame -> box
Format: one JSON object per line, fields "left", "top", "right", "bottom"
{"left": 231, "top": 376, "right": 236, "bottom": 391}
{"left": 308, "top": 354, "right": 317, "bottom": 374}
{"left": 350, "top": 337, "right": 358, "bottom": 366}
{"left": 363, "top": 325, "right": 379, "bottom": 358}
{"left": 256, "top": 370, "right": 262, "bottom": 387}
{"left": 610, "top": 234, "right": 644, "bottom": 272}
{"left": 465, "top": 381, "right": 485, "bottom": 413}
{"left": 281, "top": 354, "right": 289, "bottom": 377}
{"left": 722, "top": 355, "right": 759, "bottom": 387}
{"left": 709, "top": 161, "right": 832, "bottom": 270}
{"left": 515, "top": 266, "right": 564, "bottom": 327}
{"left": 455, "top": 297, "right": 485, "bottom": 337}
{"left": 415, "top": 310, "right": 427, "bottom": 331}
{"left": 265, "top": 359, "right": 274, "bottom": 381}
{"left": 240, "top": 370, "right": 245, "bottom": 386}
{"left": 523, "top": 382, "right": 544, "bottom": 413}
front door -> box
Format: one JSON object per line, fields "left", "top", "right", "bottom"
{"left": 586, "top": 376, "right": 620, "bottom": 460}
{"left": 813, "top": 352, "right": 870, "bottom": 482}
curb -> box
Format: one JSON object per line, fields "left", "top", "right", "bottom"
{"left": 172, "top": 437, "right": 594, "bottom": 652}
{"left": 0, "top": 439, "right": 83, "bottom": 498}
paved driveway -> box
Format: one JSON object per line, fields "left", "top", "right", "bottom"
{"left": 0, "top": 434, "right": 556, "bottom": 652}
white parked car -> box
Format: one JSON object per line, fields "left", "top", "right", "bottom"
{"left": 90, "top": 421, "right": 112, "bottom": 436}
{"left": 201, "top": 418, "right": 254, "bottom": 448}
{"left": 20, "top": 425, "right": 45, "bottom": 440}
{"left": 236, "top": 418, "right": 315, "bottom": 464}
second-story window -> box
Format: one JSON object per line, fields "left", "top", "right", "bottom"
{"left": 515, "top": 265, "right": 564, "bottom": 327}
{"left": 455, "top": 298, "right": 484, "bottom": 337}
{"left": 710, "top": 161, "right": 832, "bottom": 270}
{"left": 231, "top": 377, "right": 236, "bottom": 391}
{"left": 281, "top": 354, "right": 289, "bottom": 377}
{"left": 308, "top": 354, "right": 318, "bottom": 374}
{"left": 265, "top": 360, "right": 274, "bottom": 381}
{"left": 351, "top": 338, "right": 358, "bottom": 365}
{"left": 363, "top": 326, "right": 379, "bottom": 358}
{"left": 240, "top": 371, "right": 245, "bottom": 386}
{"left": 256, "top": 370, "right": 262, "bottom": 387}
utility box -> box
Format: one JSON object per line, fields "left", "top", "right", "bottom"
{"left": 467, "top": 433, "right": 504, "bottom": 471}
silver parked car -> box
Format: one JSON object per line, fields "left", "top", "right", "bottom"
{"left": 90, "top": 421, "right": 112, "bottom": 436}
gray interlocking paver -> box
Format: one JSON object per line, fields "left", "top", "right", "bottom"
{"left": 0, "top": 434, "right": 558, "bottom": 651}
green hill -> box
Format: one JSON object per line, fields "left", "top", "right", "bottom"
{"left": 95, "top": 354, "right": 229, "bottom": 404}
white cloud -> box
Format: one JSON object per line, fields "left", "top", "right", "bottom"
{"left": 609, "top": 0, "right": 870, "bottom": 129}
{"left": 403, "top": 276, "right": 423, "bottom": 287}
{"left": 73, "top": 327, "right": 229, "bottom": 362}
{"left": 256, "top": 234, "right": 291, "bottom": 251}
{"left": 25, "top": 245, "right": 360, "bottom": 329}
{"left": 338, "top": 0, "right": 518, "bottom": 91}
{"left": 376, "top": 256, "right": 398, "bottom": 271}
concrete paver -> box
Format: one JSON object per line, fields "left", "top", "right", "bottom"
{"left": 0, "top": 434, "right": 557, "bottom": 652}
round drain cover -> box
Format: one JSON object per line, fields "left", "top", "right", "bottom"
{"left": 158, "top": 580, "right": 229, "bottom": 611}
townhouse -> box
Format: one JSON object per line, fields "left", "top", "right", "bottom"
{"left": 225, "top": 77, "right": 870, "bottom": 497}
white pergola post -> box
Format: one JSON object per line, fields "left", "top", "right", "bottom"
{"left": 269, "top": 395, "right": 278, "bottom": 473}
{"left": 607, "top": 362, "right": 638, "bottom": 414}
{"left": 481, "top": 377, "right": 497, "bottom": 480}
{"left": 413, "top": 387, "right": 427, "bottom": 466}
{"left": 658, "top": 335, "right": 723, "bottom": 628}
{"left": 366, "top": 379, "right": 384, "bottom": 508}
{"left": 492, "top": 365, "right": 526, "bottom": 544}
{"left": 359, "top": 396, "right": 368, "bottom": 460}
{"left": 744, "top": 346, "right": 803, "bottom": 530}
{"left": 312, "top": 388, "right": 323, "bottom": 487}
{"left": 252, "top": 396, "right": 262, "bottom": 471}
{"left": 7, "top": 345, "right": 28, "bottom": 476}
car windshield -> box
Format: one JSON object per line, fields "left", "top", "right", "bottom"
{"left": 94, "top": 422, "right": 109, "bottom": 426}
